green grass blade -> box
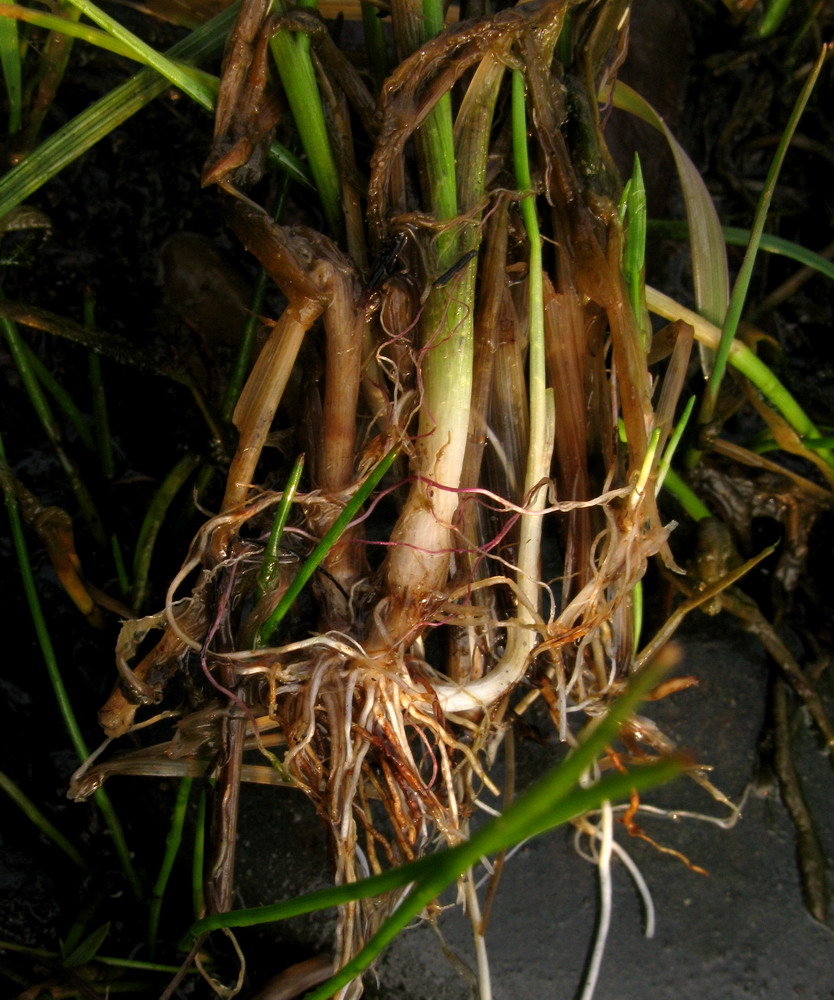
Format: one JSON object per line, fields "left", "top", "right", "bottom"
{"left": 63, "top": 922, "right": 110, "bottom": 969}
{"left": 647, "top": 221, "right": 834, "bottom": 284}
{"left": 0, "top": 0, "right": 22, "bottom": 133}
{"left": 64, "top": 0, "right": 216, "bottom": 109}
{"left": 0, "top": 4, "right": 308, "bottom": 218}
{"left": 621, "top": 153, "right": 650, "bottom": 350}
{"left": 256, "top": 454, "right": 305, "bottom": 601}
{"left": 269, "top": 1, "right": 343, "bottom": 235}
{"left": 21, "top": 341, "right": 96, "bottom": 451}
{"left": 192, "top": 784, "right": 206, "bottom": 920}
{"left": 0, "top": 431, "right": 142, "bottom": 901}
{"left": 698, "top": 45, "right": 828, "bottom": 437}
{"left": 759, "top": 0, "right": 793, "bottom": 37}
{"left": 0, "top": 3, "right": 191, "bottom": 66}
{"left": 0, "top": 767, "right": 88, "bottom": 870}
{"left": 661, "top": 467, "right": 712, "bottom": 521}
{"left": 148, "top": 778, "right": 192, "bottom": 959}
{"left": 0, "top": 6, "right": 230, "bottom": 215}
{"left": 131, "top": 452, "right": 201, "bottom": 612}
{"left": 610, "top": 80, "right": 729, "bottom": 330}
{"left": 646, "top": 285, "right": 834, "bottom": 472}
{"left": 303, "top": 759, "right": 681, "bottom": 1000}
{"left": 257, "top": 445, "right": 400, "bottom": 645}
{"left": 656, "top": 394, "right": 696, "bottom": 492}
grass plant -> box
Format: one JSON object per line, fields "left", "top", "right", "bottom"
{"left": 1, "top": 1, "right": 833, "bottom": 998}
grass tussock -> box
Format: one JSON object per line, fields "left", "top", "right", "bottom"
{"left": 2, "top": 1, "right": 833, "bottom": 997}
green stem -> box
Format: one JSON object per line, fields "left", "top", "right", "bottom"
{"left": 0, "top": 767, "right": 88, "bottom": 869}
{"left": 360, "top": 0, "right": 389, "bottom": 88}
{"left": 510, "top": 68, "right": 549, "bottom": 642}
{"left": 661, "top": 467, "right": 711, "bottom": 521}
{"left": 23, "top": 341, "right": 95, "bottom": 451}
{"left": 269, "top": 1, "right": 343, "bottom": 237}
{"left": 192, "top": 784, "right": 206, "bottom": 920}
{"left": 256, "top": 454, "right": 305, "bottom": 601}
{"left": 417, "top": 0, "right": 458, "bottom": 262}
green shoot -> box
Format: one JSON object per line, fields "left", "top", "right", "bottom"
{"left": 610, "top": 80, "right": 729, "bottom": 331}
{"left": 621, "top": 153, "right": 651, "bottom": 351}
{"left": 269, "top": 0, "right": 343, "bottom": 236}
{"left": 111, "top": 533, "right": 130, "bottom": 601}
{"left": 759, "top": 0, "right": 793, "bottom": 37}
{"left": 661, "top": 467, "right": 712, "bottom": 521}
{"left": 632, "top": 427, "right": 662, "bottom": 506}
{"left": 656, "top": 395, "right": 696, "bottom": 493}
{"left": 304, "top": 760, "right": 679, "bottom": 1000}
{"left": 0, "top": 937, "right": 195, "bottom": 975}
{"left": 192, "top": 784, "right": 206, "bottom": 920}
{"left": 632, "top": 580, "right": 644, "bottom": 654}
{"left": 85, "top": 293, "right": 115, "bottom": 481}
{"left": 63, "top": 922, "right": 110, "bottom": 969}
{"left": 257, "top": 445, "right": 400, "bottom": 646}
{"left": 21, "top": 341, "right": 95, "bottom": 451}
{"left": 256, "top": 454, "right": 305, "bottom": 602}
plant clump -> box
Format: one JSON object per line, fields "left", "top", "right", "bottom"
{"left": 1, "top": 0, "right": 833, "bottom": 997}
